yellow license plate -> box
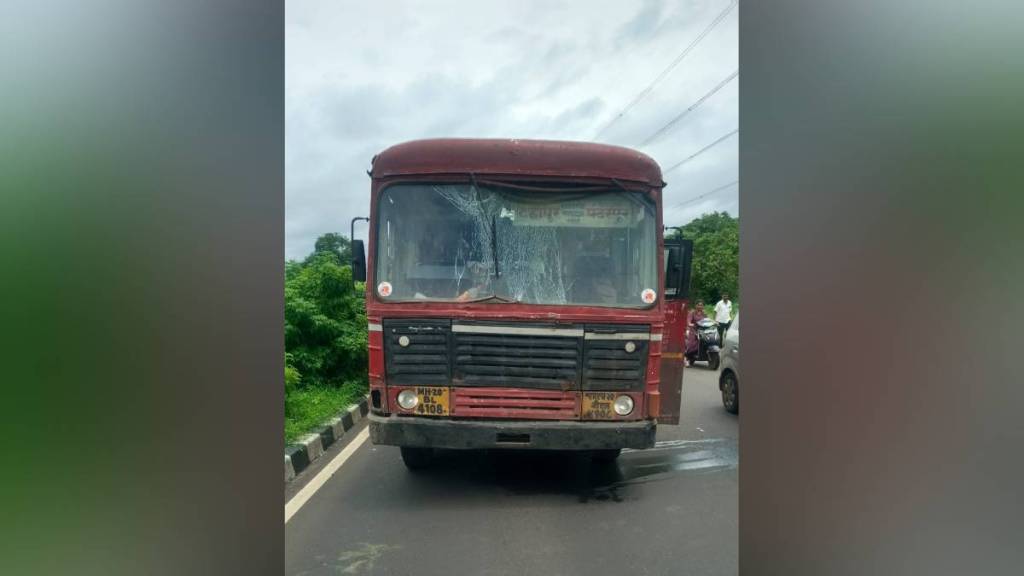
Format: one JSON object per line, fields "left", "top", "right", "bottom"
{"left": 582, "top": 392, "right": 618, "bottom": 420}
{"left": 414, "top": 386, "right": 450, "bottom": 416}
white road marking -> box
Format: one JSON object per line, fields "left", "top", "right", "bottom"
{"left": 285, "top": 427, "right": 370, "bottom": 524}
{"left": 622, "top": 438, "right": 723, "bottom": 453}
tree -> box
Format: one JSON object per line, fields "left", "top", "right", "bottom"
{"left": 285, "top": 235, "right": 367, "bottom": 389}
{"left": 670, "top": 212, "right": 739, "bottom": 303}
{"left": 307, "top": 232, "right": 351, "bottom": 265}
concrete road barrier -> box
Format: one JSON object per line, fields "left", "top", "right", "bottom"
{"left": 285, "top": 395, "right": 369, "bottom": 481}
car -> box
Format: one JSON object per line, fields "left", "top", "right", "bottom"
{"left": 718, "top": 312, "right": 739, "bottom": 413}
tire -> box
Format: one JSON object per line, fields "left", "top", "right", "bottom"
{"left": 592, "top": 448, "right": 621, "bottom": 461}
{"left": 721, "top": 371, "right": 739, "bottom": 414}
{"left": 400, "top": 447, "right": 434, "bottom": 471}
{"left": 707, "top": 352, "right": 721, "bottom": 371}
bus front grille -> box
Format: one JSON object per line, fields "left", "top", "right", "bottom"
{"left": 452, "top": 325, "right": 581, "bottom": 390}
{"left": 383, "top": 320, "right": 648, "bottom": 394}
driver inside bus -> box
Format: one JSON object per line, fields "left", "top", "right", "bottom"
{"left": 456, "top": 261, "right": 493, "bottom": 302}
{"left": 572, "top": 254, "right": 618, "bottom": 305}
{"left": 591, "top": 274, "right": 618, "bottom": 304}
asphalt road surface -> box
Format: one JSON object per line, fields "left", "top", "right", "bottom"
{"left": 285, "top": 364, "right": 738, "bottom": 576}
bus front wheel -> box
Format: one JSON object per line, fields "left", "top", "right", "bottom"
{"left": 592, "top": 449, "right": 622, "bottom": 461}
{"left": 400, "top": 447, "right": 434, "bottom": 471}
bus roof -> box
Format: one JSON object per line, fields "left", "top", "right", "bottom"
{"left": 370, "top": 138, "right": 664, "bottom": 187}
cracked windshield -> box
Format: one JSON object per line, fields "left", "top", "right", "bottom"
{"left": 376, "top": 183, "right": 658, "bottom": 307}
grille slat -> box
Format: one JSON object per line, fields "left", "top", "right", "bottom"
{"left": 394, "top": 344, "right": 447, "bottom": 353}
{"left": 459, "top": 365, "right": 578, "bottom": 378}
{"left": 585, "top": 369, "right": 643, "bottom": 379}
{"left": 455, "top": 345, "right": 578, "bottom": 358}
{"left": 454, "top": 335, "right": 577, "bottom": 348}
{"left": 450, "top": 388, "right": 568, "bottom": 399}
{"left": 393, "top": 334, "right": 446, "bottom": 344}
{"left": 392, "top": 354, "right": 448, "bottom": 364}
{"left": 457, "top": 398, "right": 576, "bottom": 409}
{"left": 388, "top": 365, "right": 448, "bottom": 374}
{"left": 456, "top": 375, "right": 575, "bottom": 389}
{"left": 587, "top": 349, "right": 641, "bottom": 359}
{"left": 456, "top": 355, "right": 577, "bottom": 368}
{"left": 587, "top": 359, "right": 642, "bottom": 370}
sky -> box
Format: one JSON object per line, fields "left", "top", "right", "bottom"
{"left": 285, "top": 0, "right": 738, "bottom": 260}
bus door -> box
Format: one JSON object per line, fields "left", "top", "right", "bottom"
{"left": 659, "top": 238, "right": 693, "bottom": 424}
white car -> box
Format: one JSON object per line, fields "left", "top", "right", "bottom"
{"left": 718, "top": 313, "right": 739, "bottom": 414}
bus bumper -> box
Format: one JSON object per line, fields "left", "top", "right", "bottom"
{"left": 368, "top": 414, "right": 656, "bottom": 450}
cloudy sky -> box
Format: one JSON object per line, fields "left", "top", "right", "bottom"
{"left": 286, "top": 0, "right": 738, "bottom": 260}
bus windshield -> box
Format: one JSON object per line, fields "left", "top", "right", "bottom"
{"left": 375, "top": 183, "right": 659, "bottom": 308}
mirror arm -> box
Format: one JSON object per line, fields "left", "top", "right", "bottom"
{"left": 351, "top": 216, "right": 369, "bottom": 250}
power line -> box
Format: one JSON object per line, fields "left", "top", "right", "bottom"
{"left": 668, "top": 179, "right": 738, "bottom": 211}
{"left": 593, "top": 0, "right": 738, "bottom": 140}
{"left": 639, "top": 68, "right": 738, "bottom": 147}
{"left": 663, "top": 128, "right": 738, "bottom": 175}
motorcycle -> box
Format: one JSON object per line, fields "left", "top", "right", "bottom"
{"left": 685, "top": 317, "right": 721, "bottom": 370}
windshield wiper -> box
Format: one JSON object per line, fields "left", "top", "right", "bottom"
{"left": 463, "top": 294, "right": 519, "bottom": 304}
{"left": 491, "top": 213, "right": 500, "bottom": 278}
{"left": 470, "top": 173, "right": 501, "bottom": 280}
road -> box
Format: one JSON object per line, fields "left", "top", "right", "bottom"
{"left": 285, "top": 365, "right": 738, "bottom": 576}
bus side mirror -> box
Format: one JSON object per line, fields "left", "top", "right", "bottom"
{"left": 678, "top": 238, "right": 693, "bottom": 299}
{"left": 664, "top": 238, "right": 693, "bottom": 300}
{"left": 352, "top": 239, "right": 366, "bottom": 283}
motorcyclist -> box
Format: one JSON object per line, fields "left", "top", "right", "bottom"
{"left": 685, "top": 300, "right": 706, "bottom": 366}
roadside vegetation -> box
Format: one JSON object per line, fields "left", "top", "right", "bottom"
{"left": 284, "top": 234, "right": 367, "bottom": 443}
{"left": 667, "top": 211, "right": 739, "bottom": 307}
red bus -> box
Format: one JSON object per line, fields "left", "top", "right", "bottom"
{"left": 351, "top": 138, "right": 693, "bottom": 470}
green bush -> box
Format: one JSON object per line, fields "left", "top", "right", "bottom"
{"left": 670, "top": 212, "right": 739, "bottom": 304}
{"left": 284, "top": 356, "right": 301, "bottom": 394}
{"left": 284, "top": 381, "right": 364, "bottom": 443}
{"left": 285, "top": 250, "right": 367, "bottom": 388}
{"left": 285, "top": 234, "right": 368, "bottom": 441}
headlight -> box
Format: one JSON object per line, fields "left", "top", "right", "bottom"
{"left": 613, "top": 395, "right": 634, "bottom": 416}
{"left": 397, "top": 389, "right": 419, "bottom": 410}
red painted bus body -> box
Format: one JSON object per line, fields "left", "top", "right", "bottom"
{"left": 359, "top": 139, "right": 691, "bottom": 467}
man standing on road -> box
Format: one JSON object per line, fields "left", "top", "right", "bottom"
{"left": 714, "top": 293, "right": 733, "bottom": 343}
